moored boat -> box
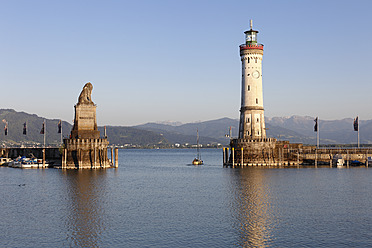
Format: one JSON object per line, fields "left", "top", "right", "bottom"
{"left": 9, "top": 156, "right": 48, "bottom": 169}
{"left": 332, "top": 154, "right": 344, "bottom": 168}
{"left": 0, "top": 157, "right": 12, "bottom": 166}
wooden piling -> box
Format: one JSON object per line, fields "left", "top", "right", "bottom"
{"left": 366, "top": 150, "right": 368, "bottom": 168}
{"left": 114, "top": 148, "right": 119, "bottom": 167}
{"left": 43, "top": 148, "right": 45, "bottom": 168}
{"left": 232, "top": 148, "right": 235, "bottom": 167}
{"left": 241, "top": 147, "right": 244, "bottom": 167}
{"left": 111, "top": 148, "right": 114, "bottom": 165}
{"left": 224, "top": 147, "right": 228, "bottom": 165}
{"left": 63, "top": 148, "right": 67, "bottom": 168}
{"left": 222, "top": 148, "right": 225, "bottom": 165}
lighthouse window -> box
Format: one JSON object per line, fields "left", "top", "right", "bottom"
{"left": 247, "top": 58, "right": 250, "bottom": 63}
{"left": 247, "top": 131, "right": 249, "bottom": 136}
{"left": 256, "top": 98, "right": 258, "bottom": 104}
{"left": 246, "top": 117, "right": 250, "bottom": 123}
{"left": 257, "top": 118, "right": 259, "bottom": 122}
{"left": 258, "top": 131, "right": 260, "bottom": 135}
{"left": 255, "top": 58, "right": 257, "bottom": 63}
{"left": 247, "top": 85, "right": 250, "bottom": 91}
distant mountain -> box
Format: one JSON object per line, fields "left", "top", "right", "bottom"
{"left": 97, "top": 126, "right": 168, "bottom": 146}
{"left": 135, "top": 117, "right": 238, "bottom": 144}
{"left": 153, "top": 121, "right": 183, "bottom": 126}
{"left": 0, "top": 109, "right": 71, "bottom": 146}
{"left": 266, "top": 116, "right": 370, "bottom": 144}
{"left": 1, "top": 109, "right": 370, "bottom": 146}
{"left": 0, "top": 109, "right": 168, "bottom": 147}
{"left": 137, "top": 116, "right": 372, "bottom": 145}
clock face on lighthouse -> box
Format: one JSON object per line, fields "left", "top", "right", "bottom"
{"left": 252, "top": 70, "right": 260, "bottom": 79}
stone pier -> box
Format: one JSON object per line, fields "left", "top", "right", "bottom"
{"left": 226, "top": 138, "right": 304, "bottom": 167}
{"left": 224, "top": 143, "right": 372, "bottom": 167}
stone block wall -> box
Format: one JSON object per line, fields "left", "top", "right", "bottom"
{"left": 62, "top": 138, "right": 111, "bottom": 169}
{"left": 228, "top": 138, "right": 304, "bottom": 166}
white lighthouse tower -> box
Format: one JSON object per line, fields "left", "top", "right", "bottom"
{"left": 238, "top": 20, "right": 266, "bottom": 140}
{"left": 225, "top": 21, "right": 304, "bottom": 167}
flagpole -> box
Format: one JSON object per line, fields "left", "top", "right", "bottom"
{"left": 316, "top": 117, "right": 319, "bottom": 149}
{"left": 317, "top": 126, "right": 319, "bottom": 149}
{"left": 44, "top": 120, "right": 46, "bottom": 148}
{"left": 358, "top": 117, "right": 360, "bottom": 148}
{"left": 60, "top": 120, "right": 63, "bottom": 144}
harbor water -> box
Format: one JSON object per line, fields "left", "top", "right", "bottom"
{"left": 1, "top": 148, "right": 372, "bottom": 247}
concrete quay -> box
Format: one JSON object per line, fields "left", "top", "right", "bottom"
{"left": 301, "top": 147, "right": 371, "bottom": 166}
{"left": 223, "top": 144, "right": 372, "bottom": 167}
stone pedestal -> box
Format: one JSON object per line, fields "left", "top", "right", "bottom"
{"left": 62, "top": 138, "right": 110, "bottom": 169}
{"left": 71, "top": 104, "right": 100, "bottom": 139}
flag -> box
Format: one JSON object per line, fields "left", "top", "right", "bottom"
{"left": 314, "top": 117, "right": 318, "bottom": 132}
{"left": 2, "top": 119, "right": 8, "bottom": 136}
{"left": 23, "top": 122, "right": 27, "bottom": 135}
{"left": 354, "top": 116, "right": 359, "bottom": 131}
{"left": 58, "top": 120, "right": 62, "bottom": 133}
{"left": 40, "top": 121, "right": 45, "bottom": 134}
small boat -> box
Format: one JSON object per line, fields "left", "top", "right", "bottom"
{"left": 0, "top": 157, "right": 11, "bottom": 166}
{"left": 10, "top": 156, "right": 48, "bottom": 169}
{"left": 192, "top": 129, "right": 203, "bottom": 165}
{"left": 8, "top": 156, "right": 22, "bottom": 168}
{"left": 350, "top": 160, "right": 363, "bottom": 166}
{"left": 192, "top": 158, "right": 203, "bottom": 165}
{"left": 368, "top": 157, "right": 372, "bottom": 165}
{"left": 332, "top": 154, "right": 344, "bottom": 168}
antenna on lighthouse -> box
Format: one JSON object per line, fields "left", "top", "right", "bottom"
{"left": 250, "top": 19, "right": 253, "bottom": 30}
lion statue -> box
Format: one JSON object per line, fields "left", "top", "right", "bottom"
{"left": 78, "top": 82, "right": 94, "bottom": 104}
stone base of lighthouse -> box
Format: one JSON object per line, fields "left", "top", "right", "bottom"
{"left": 224, "top": 138, "right": 304, "bottom": 167}
{"left": 62, "top": 138, "right": 111, "bottom": 169}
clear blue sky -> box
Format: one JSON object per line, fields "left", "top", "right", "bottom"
{"left": 1, "top": 0, "right": 371, "bottom": 126}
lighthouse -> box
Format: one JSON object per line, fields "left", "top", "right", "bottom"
{"left": 225, "top": 21, "right": 305, "bottom": 167}
{"left": 238, "top": 20, "right": 266, "bottom": 140}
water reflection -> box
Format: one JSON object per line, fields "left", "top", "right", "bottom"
{"left": 229, "top": 168, "right": 277, "bottom": 247}
{"left": 62, "top": 170, "right": 108, "bottom": 247}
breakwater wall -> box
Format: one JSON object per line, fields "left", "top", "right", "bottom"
{"left": 302, "top": 147, "right": 371, "bottom": 164}
{"left": 224, "top": 145, "right": 372, "bottom": 167}
{"left": 0, "top": 148, "right": 61, "bottom": 160}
